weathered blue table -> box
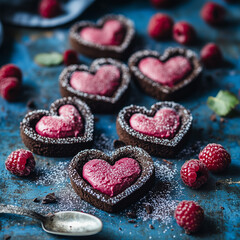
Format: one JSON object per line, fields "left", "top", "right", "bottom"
{"left": 0, "top": 0, "right": 240, "bottom": 239}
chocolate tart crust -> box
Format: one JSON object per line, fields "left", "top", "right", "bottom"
{"left": 69, "top": 14, "right": 135, "bottom": 59}
{"left": 69, "top": 146, "right": 155, "bottom": 213}
{"left": 116, "top": 102, "right": 192, "bottom": 158}
{"left": 20, "top": 97, "right": 94, "bottom": 157}
{"left": 59, "top": 58, "right": 131, "bottom": 113}
{"left": 128, "top": 47, "right": 203, "bottom": 100}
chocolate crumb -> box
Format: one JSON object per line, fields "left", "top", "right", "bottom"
{"left": 206, "top": 75, "right": 213, "bottom": 82}
{"left": 113, "top": 139, "right": 126, "bottom": 149}
{"left": 27, "top": 99, "right": 36, "bottom": 109}
{"left": 126, "top": 211, "right": 137, "bottom": 219}
{"left": 210, "top": 114, "right": 216, "bottom": 122}
{"left": 134, "top": 224, "right": 138, "bottom": 227}
{"left": 119, "top": 227, "right": 122, "bottom": 231}
{"left": 220, "top": 206, "right": 225, "bottom": 210}
{"left": 144, "top": 204, "right": 153, "bottom": 214}
{"left": 46, "top": 162, "right": 50, "bottom": 166}
{"left": 33, "top": 197, "right": 40, "bottom": 203}
{"left": 216, "top": 181, "right": 221, "bottom": 186}
{"left": 4, "top": 235, "right": 11, "bottom": 240}
{"left": 149, "top": 224, "right": 154, "bottom": 229}
{"left": 128, "top": 220, "right": 136, "bottom": 223}
{"left": 220, "top": 118, "right": 225, "bottom": 123}
{"left": 94, "top": 116, "right": 99, "bottom": 122}
{"left": 42, "top": 193, "right": 57, "bottom": 204}
{"left": 162, "top": 159, "right": 173, "bottom": 165}
{"left": 171, "top": 228, "right": 174, "bottom": 231}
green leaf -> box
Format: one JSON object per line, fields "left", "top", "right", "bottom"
{"left": 34, "top": 52, "right": 63, "bottom": 67}
{"left": 207, "top": 90, "right": 240, "bottom": 116}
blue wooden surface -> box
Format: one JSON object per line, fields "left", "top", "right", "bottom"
{"left": 0, "top": 0, "right": 240, "bottom": 239}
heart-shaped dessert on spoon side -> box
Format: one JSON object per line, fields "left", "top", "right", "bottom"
{"left": 69, "top": 146, "right": 155, "bottom": 212}
{"left": 128, "top": 47, "right": 202, "bottom": 100}
{"left": 59, "top": 58, "right": 131, "bottom": 113}
{"left": 69, "top": 15, "right": 135, "bottom": 59}
{"left": 20, "top": 97, "right": 94, "bottom": 157}
{"left": 116, "top": 102, "right": 192, "bottom": 157}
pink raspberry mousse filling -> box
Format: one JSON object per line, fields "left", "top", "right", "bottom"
{"left": 82, "top": 158, "right": 141, "bottom": 197}
{"left": 138, "top": 56, "right": 192, "bottom": 87}
{"left": 70, "top": 65, "right": 121, "bottom": 97}
{"left": 130, "top": 107, "right": 180, "bottom": 139}
{"left": 35, "top": 105, "right": 83, "bottom": 138}
{"left": 80, "top": 19, "right": 125, "bottom": 46}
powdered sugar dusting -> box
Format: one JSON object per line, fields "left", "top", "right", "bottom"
{"left": 36, "top": 161, "right": 69, "bottom": 186}
{"left": 132, "top": 161, "right": 183, "bottom": 223}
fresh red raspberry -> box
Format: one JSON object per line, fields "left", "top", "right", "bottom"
{"left": 201, "top": 2, "right": 226, "bottom": 26}
{"left": 180, "top": 159, "right": 209, "bottom": 189}
{"left": 173, "top": 21, "right": 196, "bottom": 45}
{"left": 148, "top": 13, "right": 174, "bottom": 40}
{"left": 0, "top": 64, "right": 22, "bottom": 82}
{"left": 150, "top": 0, "right": 171, "bottom": 8}
{"left": 5, "top": 149, "right": 35, "bottom": 177}
{"left": 174, "top": 200, "right": 204, "bottom": 234}
{"left": 200, "top": 43, "right": 223, "bottom": 68}
{"left": 39, "top": 0, "right": 61, "bottom": 18}
{"left": 199, "top": 143, "right": 231, "bottom": 172}
{"left": 63, "top": 49, "right": 79, "bottom": 66}
{"left": 0, "top": 77, "right": 21, "bottom": 102}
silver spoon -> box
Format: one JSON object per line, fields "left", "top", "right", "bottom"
{"left": 0, "top": 204, "right": 103, "bottom": 236}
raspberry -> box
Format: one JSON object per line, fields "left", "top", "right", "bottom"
{"left": 0, "top": 77, "right": 21, "bottom": 102}
{"left": 63, "top": 49, "right": 79, "bottom": 66}
{"left": 173, "top": 21, "right": 196, "bottom": 45}
{"left": 39, "top": 0, "right": 61, "bottom": 18}
{"left": 180, "top": 159, "right": 209, "bottom": 189}
{"left": 201, "top": 2, "right": 226, "bottom": 26}
{"left": 148, "top": 13, "right": 174, "bottom": 40}
{"left": 200, "top": 43, "right": 223, "bottom": 68}
{"left": 0, "top": 64, "right": 22, "bottom": 82}
{"left": 5, "top": 149, "right": 35, "bottom": 177}
{"left": 199, "top": 143, "right": 231, "bottom": 172}
{"left": 150, "top": 0, "right": 171, "bottom": 8}
{"left": 174, "top": 200, "right": 204, "bottom": 234}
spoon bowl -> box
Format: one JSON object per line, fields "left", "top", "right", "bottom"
{"left": 0, "top": 205, "right": 102, "bottom": 236}
{"left": 42, "top": 211, "right": 103, "bottom": 236}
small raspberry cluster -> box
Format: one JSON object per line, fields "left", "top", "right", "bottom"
{"left": 148, "top": 2, "right": 226, "bottom": 68}
{"left": 181, "top": 143, "right": 231, "bottom": 189}
{"left": 5, "top": 149, "right": 36, "bottom": 177}
{"left": 148, "top": 13, "right": 196, "bottom": 45}
{"left": 0, "top": 64, "right": 22, "bottom": 102}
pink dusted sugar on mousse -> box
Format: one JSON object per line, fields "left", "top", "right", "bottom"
{"left": 70, "top": 65, "right": 121, "bottom": 97}
{"left": 35, "top": 104, "right": 83, "bottom": 138}
{"left": 82, "top": 158, "right": 141, "bottom": 197}
{"left": 138, "top": 56, "right": 192, "bottom": 87}
{"left": 80, "top": 19, "right": 126, "bottom": 46}
{"left": 130, "top": 108, "right": 180, "bottom": 139}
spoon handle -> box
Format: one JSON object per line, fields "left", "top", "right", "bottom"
{"left": 0, "top": 204, "right": 46, "bottom": 222}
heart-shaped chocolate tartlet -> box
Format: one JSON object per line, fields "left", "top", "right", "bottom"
{"left": 20, "top": 97, "right": 94, "bottom": 157}
{"left": 69, "top": 146, "right": 155, "bottom": 212}
{"left": 69, "top": 14, "right": 135, "bottom": 59}
{"left": 59, "top": 58, "right": 131, "bottom": 113}
{"left": 116, "top": 102, "right": 192, "bottom": 157}
{"left": 128, "top": 48, "right": 202, "bottom": 100}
